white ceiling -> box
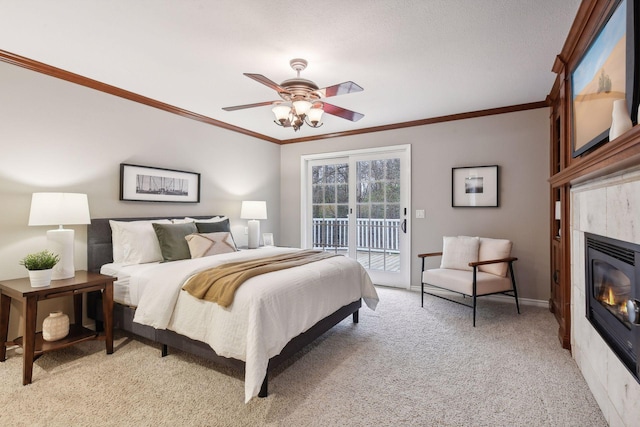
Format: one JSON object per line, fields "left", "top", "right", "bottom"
{"left": 0, "top": 0, "right": 581, "bottom": 142}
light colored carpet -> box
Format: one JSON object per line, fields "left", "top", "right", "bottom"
{"left": 0, "top": 287, "right": 606, "bottom": 426}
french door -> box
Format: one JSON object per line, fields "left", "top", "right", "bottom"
{"left": 302, "top": 145, "right": 411, "bottom": 288}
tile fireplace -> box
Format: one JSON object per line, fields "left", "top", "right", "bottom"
{"left": 571, "top": 167, "right": 640, "bottom": 426}
{"left": 585, "top": 233, "right": 640, "bottom": 382}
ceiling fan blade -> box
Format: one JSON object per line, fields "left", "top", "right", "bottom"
{"left": 322, "top": 102, "right": 364, "bottom": 122}
{"left": 244, "top": 73, "right": 288, "bottom": 93}
{"left": 222, "top": 101, "right": 279, "bottom": 111}
{"left": 316, "top": 81, "right": 363, "bottom": 98}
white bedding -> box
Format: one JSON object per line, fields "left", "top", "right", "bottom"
{"left": 102, "top": 247, "right": 378, "bottom": 402}
{"left": 100, "top": 262, "right": 162, "bottom": 306}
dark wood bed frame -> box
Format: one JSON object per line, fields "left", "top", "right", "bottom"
{"left": 86, "top": 216, "right": 361, "bottom": 398}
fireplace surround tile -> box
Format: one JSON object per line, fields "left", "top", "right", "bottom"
{"left": 578, "top": 187, "right": 607, "bottom": 236}
{"left": 571, "top": 168, "right": 640, "bottom": 426}
{"left": 607, "top": 349, "right": 640, "bottom": 426}
{"left": 606, "top": 180, "right": 640, "bottom": 244}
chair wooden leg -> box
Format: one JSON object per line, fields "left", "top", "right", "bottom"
{"left": 472, "top": 295, "right": 477, "bottom": 327}
{"left": 509, "top": 262, "right": 521, "bottom": 314}
{"left": 472, "top": 267, "right": 477, "bottom": 327}
{"left": 421, "top": 282, "right": 424, "bottom": 307}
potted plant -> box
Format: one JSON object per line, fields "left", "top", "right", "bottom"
{"left": 19, "top": 250, "right": 60, "bottom": 287}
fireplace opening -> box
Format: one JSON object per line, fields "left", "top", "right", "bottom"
{"left": 593, "top": 259, "right": 631, "bottom": 328}
{"left": 586, "top": 233, "right": 640, "bottom": 382}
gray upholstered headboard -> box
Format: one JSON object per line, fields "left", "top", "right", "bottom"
{"left": 87, "top": 215, "right": 220, "bottom": 273}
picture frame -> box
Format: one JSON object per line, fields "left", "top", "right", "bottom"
{"left": 452, "top": 165, "right": 499, "bottom": 207}
{"left": 570, "top": 0, "right": 636, "bottom": 158}
{"left": 120, "top": 163, "right": 201, "bottom": 203}
{"left": 262, "top": 233, "right": 274, "bottom": 247}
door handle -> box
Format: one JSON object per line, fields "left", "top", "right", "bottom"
{"left": 401, "top": 219, "right": 407, "bottom": 234}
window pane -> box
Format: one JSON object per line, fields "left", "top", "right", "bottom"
{"left": 336, "top": 164, "right": 348, "bottom": 183}
{"left": 386, "top": 158, "right": 400, "bottom": 180}
{"left": 386, "top": 182, "right": 400, "bottom": 203}
{"left": 312, "top": 166, "right": 322, "bottom": 185}
{"left": 312, "top": 185, "right": 323, "bottom": 203}
{"left": 371, "top": 160, "right": 385, "bottom": 180}
{"left": 324, "top": 165, "right": 336, "bottom": 183}
{"left": 337, "top": 204, "right": 349, "bottom": 218}
{"left": 337, "top": 184, "right": 348, "bottom": 203}
{"left": 357, "top": 204, "right": 369, "bottom": 219}
{"left": 370, "top": 182, "right": 384, "bottom": 202}
{"left": 357, "top": 182, "right": 369, "bottom": 203}
{"left": 324, "top": 185, "right": 335, "bottom": 203}
{"left": 371, "top": 204, "right": 384, "bottom": 218}
{"left": 323, "top": 205, "right": 336, "bottom": 218}
{"left": 386, "top": 204, "right": 400, "bottom": 219}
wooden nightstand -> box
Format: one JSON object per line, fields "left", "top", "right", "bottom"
{"left": 0, "top": 271, "right": 115, "bottom": 385}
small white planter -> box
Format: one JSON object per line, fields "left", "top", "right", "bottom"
{"left": 28, "top": 269, "right": 53, "bottom": 287}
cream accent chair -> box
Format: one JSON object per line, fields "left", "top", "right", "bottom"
{"left": 418, "top": 236, "right": 520, "bottom": 326}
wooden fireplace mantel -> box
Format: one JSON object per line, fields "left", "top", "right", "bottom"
{"left": 550, "top": 125, "right": 640, "bottom": 188}
{"left": 547, "top": 0, "right": 640, "bottom": 350}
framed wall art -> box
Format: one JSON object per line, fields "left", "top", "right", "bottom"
{"left": 120, "top": 163, "right": 201, "bottom": 203}
{"left": 571, "top": 0, "right": 636, "bottom": 157}
{"left": 452, "top": 165, "right": 499, "bottom": 207}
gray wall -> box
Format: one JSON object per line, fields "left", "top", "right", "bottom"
{"left": 0, "top": 62, "right": 281, "bottom": 338}
{"left": 280, "top": 109, "right": 550, "bottom": 301}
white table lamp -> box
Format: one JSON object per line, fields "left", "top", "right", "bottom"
{"left": 240, "top": 201, "right": 267, "bottom": 249}
{"left": 28, "top": 193, "right": 91, "bottom": 280}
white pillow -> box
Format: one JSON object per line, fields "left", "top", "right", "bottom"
{"left": 172, "top": 216, "right": 225, "bottom": 224}
{"left": 185, "top": 232, "right": 237, "bottom": 258}
{"left": 189, "top": 216, "right": 226, "bottom": 223}
{"left": 109, "top": 219, "right": 171, "bottom": 265}
{"left": 478, "top": 238, "right": 512, "bottom": 277}
{"left": 440, "top": 236, "right": 480, "bottom": 271}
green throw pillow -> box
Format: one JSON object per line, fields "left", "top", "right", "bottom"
{"left": 152, "top": 222, "right": 198, "bottom": 262}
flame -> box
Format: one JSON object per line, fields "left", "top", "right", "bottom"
{"left": 604, "top": 287, "right": 615, "bottom": 306}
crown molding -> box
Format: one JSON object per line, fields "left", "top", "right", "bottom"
{"left": 1, "top": 49, "right": 548, "bottom": 145}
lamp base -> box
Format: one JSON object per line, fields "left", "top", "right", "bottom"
{"left": 247, "top": 220, "right": 260, "bottom": 249}
{"left": 46, "top": 228, "right": 75, "bottom": 280}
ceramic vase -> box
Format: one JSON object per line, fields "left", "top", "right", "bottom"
{"left": 28, "top": 269, "right": 53, "bottom": 288}
{"left": 609, "top": 99, "right": 632, "bottom": 141}
{"left": 42, "top": 311, "right": 69, "bottom": 341}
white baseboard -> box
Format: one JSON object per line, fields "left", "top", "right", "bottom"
{"left": 409, "top": 285, "right": 549, "bottom": 308}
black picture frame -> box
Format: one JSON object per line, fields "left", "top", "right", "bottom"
{"left": 120, "top": 163, "right": 201, "bottom": 203}
{"left": 571, "top": 0, "right": 637, "bottom": 158}
{"left": 452, "top": 165, "right": 499, "bottom": 207}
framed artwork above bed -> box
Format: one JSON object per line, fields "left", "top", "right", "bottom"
{"left": 120, "top": 163, "right": 201, "bottom": 203}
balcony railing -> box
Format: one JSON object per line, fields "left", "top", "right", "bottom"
{"left": 312, "top": 218, "right": 400, "bottom": 253}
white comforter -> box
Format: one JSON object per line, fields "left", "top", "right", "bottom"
{"left": 125, "top": 247, "right": 378, "bottom": 402}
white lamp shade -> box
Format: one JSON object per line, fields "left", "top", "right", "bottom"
{"left": 307, "top": 107, "right": 324, "bottom": 124}
{"left": 272, "top": 104, "right": 291, "bottom": 122}
{"left": 240, "top": 201, "right": 267, "bottom": 220}
{"left": 28, "top": 193, "right": 91, "bottom": 226}
{"left": 292, "top": 100, "right": 312, "bottom": 116}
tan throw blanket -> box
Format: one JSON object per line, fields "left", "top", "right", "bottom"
{"left": 183, "top": 250, "right": 339, "bottom": 307}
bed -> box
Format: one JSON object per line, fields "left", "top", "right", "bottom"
{"left": 87, "top": 215, "right": 378, "bottom": 402}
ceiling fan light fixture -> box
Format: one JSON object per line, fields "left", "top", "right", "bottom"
{"left": 223, "top": 58, "right": 363, "bottom": 132}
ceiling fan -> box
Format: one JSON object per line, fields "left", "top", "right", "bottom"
{"left": 222, "top": 58, "right": 364, "bottom": 132}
